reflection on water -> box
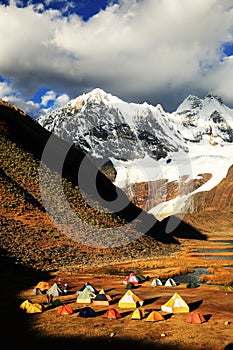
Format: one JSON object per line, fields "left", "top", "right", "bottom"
{"left": 202, "top": 255, "right": 233, "bottom": 260}
{"left": 198, "top": 248, "right": 233, "bottom": 253}
{"left": 196, "top": 239, "right": 233, "bottom": 260}
{"left": 212, "top": 240, "right": 233, "bottom": 245}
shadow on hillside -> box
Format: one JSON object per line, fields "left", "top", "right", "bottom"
{"left": 1, "top": 106, "right": 207, "bottom": 245}
{"left": 157, "top": 215, "right": 208, "bottom": 240}
{"left": 0, "top": 253, "right": 208, "bottom": 350}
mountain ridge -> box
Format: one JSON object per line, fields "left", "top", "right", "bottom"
{"left": 37, "top": 88, "right": 233, "bottom": 220}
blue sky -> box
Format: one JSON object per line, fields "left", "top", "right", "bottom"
{"left": 0, "top": 0, "right": 233, "bottom": 117}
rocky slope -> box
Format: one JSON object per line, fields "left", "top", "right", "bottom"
{"left": 1, "top": 101, "right": 194, "bottom": 272}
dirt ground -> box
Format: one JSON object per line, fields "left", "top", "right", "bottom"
{"left": 17, "top": 273, "right": 233, "bottom": 350}
{"left": 2, "top": 224, "right": 233, "bottom": 350}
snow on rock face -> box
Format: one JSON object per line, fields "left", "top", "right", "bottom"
{"left": 172, "top": 91, "right": 233, "bottom": 144}
{"left": 38, "top": 88, "right": 187, "bottom": 163}
{"left": 37, "top": 89, "right": 233, "bottom": 219}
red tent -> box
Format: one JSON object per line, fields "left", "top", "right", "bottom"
{"left": 123, "top": 273, "right": 139, "bottom": 285}
{"left": 103, "top": 308, "right": 121, "bottom": 319}
{"left": 186, "top": 310, "right": 206, "bottom": 324}
{"left": 57, "top": 304, "right": 73, "bottom": 316}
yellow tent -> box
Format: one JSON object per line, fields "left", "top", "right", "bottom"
{"left": 146, "top": 310, "right": 165, "bottom": 322}
{"left": 26, "top": 303, "right": 43, "bottom": 314}
{"left": 20, "top": 299, "right": 43, "bottom": 313}
{"left": 20, "top": 300, "right": 32, "bottom": 311}
{"left": 161, "top": 293, "right": 189, "bottom": 313}
{"left": 35, "top": 281, "right": 50, "bottom": 291}
{"left": 118, "top": 290, "right": 144, "bottom": 309}
{"left": 131, "top": 308, "right": 143, "bottom": 320}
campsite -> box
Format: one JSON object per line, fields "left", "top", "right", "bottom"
{"left": 3, "top": 224, "right": 232, "bottom": 350}
{"left": 0, "top": 101, "right": 233, "bottom": 350}
{"left": 16, "top": 270, "right": 233, "bottom": 350}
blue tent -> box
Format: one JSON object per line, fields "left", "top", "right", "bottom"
{"left": 79, "top": 307, "right": 97, "bottom": 318}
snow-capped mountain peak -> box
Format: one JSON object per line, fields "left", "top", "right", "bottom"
{"left": 37, "top": 89, "right": 233, "bottom": 220}
{"left": 68, "top": 88, "right": 123, "bottom": 110}
{"left": 173, "top": 91, "right": 233, "bottom": 144}
{"left": 38, "top": 88, "right": 187, "bottom": 163}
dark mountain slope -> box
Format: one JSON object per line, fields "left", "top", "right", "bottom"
{"left": 0, "top": 101, "right": 206, "bottom": 271}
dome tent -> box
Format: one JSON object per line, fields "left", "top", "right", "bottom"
{"left": 151, "top": 278, "right": 163, "bottom": 287}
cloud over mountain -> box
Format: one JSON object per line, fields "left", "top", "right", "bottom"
{"left": 0, "top": 0, "right": 233, "bottom": 114}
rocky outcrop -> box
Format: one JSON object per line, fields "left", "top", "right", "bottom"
{"left": 122, "top": 173, "right": 212, "bottom": 212}
{"left": 186, "top": 165, "right": 233, "bottom": 213}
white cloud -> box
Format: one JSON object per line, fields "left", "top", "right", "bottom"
{"left": 0, "top": 0, "right": 233, "bottom": 113}
{"left": 40, "top": 89, "right": 70, "bottom": 108}
{"left": 41, "top": 90, "right": 56, "bottom": 106}
{"left": 0, "top": 81, "right": 14, "bottom": 96}
{"left": 53, "top": 93, "right": 70, "bottom": 108}
{"left": 39, "top": 90, "right": 70, "bottom": 115}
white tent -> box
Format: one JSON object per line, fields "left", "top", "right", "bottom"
{"left": 165, "top": 278, "right": 176, "bottom": 287}
{"left": 151, "top": 278, "right": 163, "bottom": 287}
{"left": 46, "top": 283, "right": 64, "bottom": 297}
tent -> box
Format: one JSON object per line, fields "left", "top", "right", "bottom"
{"left": 57, "top": 304, "right": 73, "bottom": 316}
{"left": 45, "top": 299, "right": 63, "bottom": 310}
{"left": 32, "top": 288, "right": 43, "bottom": 295}
{"left": 26, "top": 303, "right": 43, "bottom": 314}
{"left": 76, "top": 286, "right": 96, "bottom": 304}
{"left": 118, "top": 290, "right": 144, "bottom": 309}
{"left": 46, "top": 283, "right": 64, "bottom": 297}
{"left": 79, "top": 307, "right": 97, "bottom": 318}
{"left": 161, "top": 293, "right": 189, "bottom": 313}
{"left": 151, "top": 278, "right": 163, "bottom": 287}
{"left": 221, "top": 285, "right": 233, "bottom": 291}
{"left": 103, "top": 308, "right": 121, "bottom": 319}
{"left": 20, "top": 300, "right": 32, "bottom": 311}
{"left": 131, "top": 308, "right": 143, "bottom": 320}
{"left": 146, "top": 311, "right": 165, "bottom": 322}
{"left": 136, "top": 275, "right": 147, "bottom": 283}
{"left": 92, "top": 288, "right": 113, "bottom": 306}
{"left": 123, "top": 273, "right": 139, "bottom": 285}
{"left": 20, "top": 300, "right": 43, "bottom": 313}
{"left": 125, "top": 283, "right": 136, "bottom": 290}
{"left": 35, "top": 281, "right": 50, "bottom": 291}
{"left": 186, "top": 310, "right": 206, "bottom": 324}
{"left": 165, "top": 278, "right": 176, "bottom": 287}
{"left": 77, "top": 282, "right": 97, "bottom": 295}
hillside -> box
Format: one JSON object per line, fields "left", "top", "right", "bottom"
{"left": 0, "top": 101, "right": 193, "bottom": 272}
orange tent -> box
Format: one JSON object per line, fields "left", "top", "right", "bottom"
{"left": 146, "top": 311, "right": 165, "bottom": 322}
{"left": 103, "top": 308, "right": 121, "bottom": 319}
{"left": 186, "top": 310, "right": 206, "bottom": 324}
{"left": 57, "top": 304, "right": 73, "bottom": 316}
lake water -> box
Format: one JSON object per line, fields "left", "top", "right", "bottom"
{"left": 166, "top": 267, "right": 209, "bottom": 285}
{"left": 171, "top": 239, "right": 233, "bottom": 285}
